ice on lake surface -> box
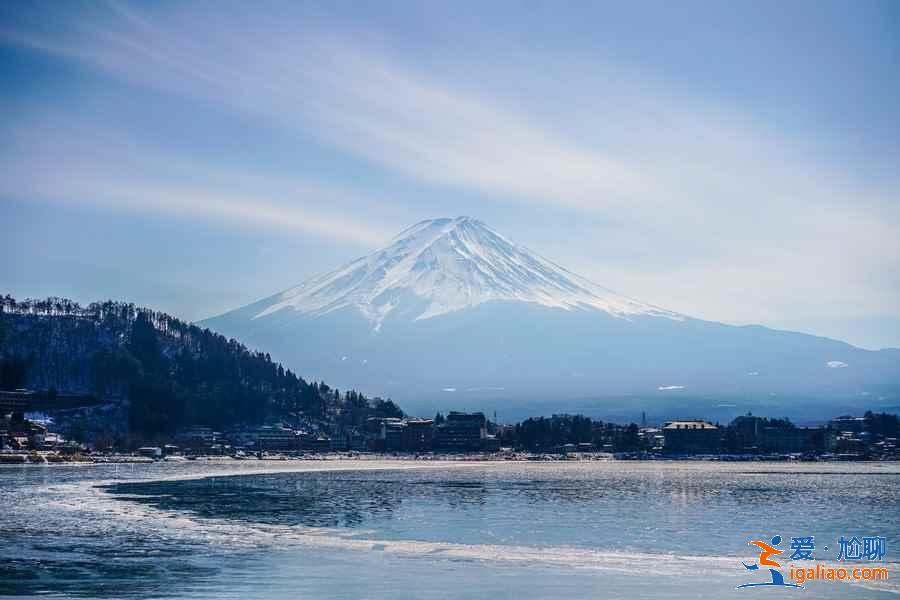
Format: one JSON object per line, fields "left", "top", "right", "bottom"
{"left": 2, "top": 460, "right": 898, "bottom": 598}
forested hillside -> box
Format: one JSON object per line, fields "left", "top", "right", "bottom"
{"left": 0, "top": 296, "right": 403, "bottom": 434}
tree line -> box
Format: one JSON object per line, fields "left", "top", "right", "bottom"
{"left": 0, "top": 295, "right": 403, "bottom": 435}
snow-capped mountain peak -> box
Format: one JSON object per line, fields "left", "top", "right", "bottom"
{"left": 254, "top": 217, "right": 680, "bottom": 328}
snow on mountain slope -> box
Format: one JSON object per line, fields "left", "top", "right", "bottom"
{"left": 203, "top": 216, "right": 899, "bottom": 414}
{"left": 254, "top": 217, "right": 681, "bottom": 328}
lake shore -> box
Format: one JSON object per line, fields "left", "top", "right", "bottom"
{"left": 4, "top": 449, "right": 900, "bottom": 467}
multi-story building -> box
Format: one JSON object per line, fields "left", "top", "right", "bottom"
{"left": 362, "top": 417, "right": 404, "bottom": 451}
{"left": 435, "top": 412, "right": 487, "bottom": 451}
{"left": 402, "top": 419, "right": 434, "bottom": 451}
{"left": 662, "top": 420, "right": 720, "bottom": 454}
{"left": 300, "top": 436, "right": 332, "bottom": 452}
{"left": 760, "top": 426, "right": 827, "bottom": 454}
{"left": 255, "top": 425, "right": 300, "bottom": 452}
{"left": 0, "top": 389, "right": 32, "bottom": 418}
{"left": 639, "top": 427, "right": 664, "bottom": 452}
{"left": 382, "top": 418, "right": 405, "bottom": 451}
{"left": 829, "top": 415, "right": 870, "bottom": 434}
{"left": 175, "top": 426, "right": 220, "bottom": 448}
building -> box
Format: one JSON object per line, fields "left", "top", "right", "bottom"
{"left": 364, "top": 417, "right": 385, "bottom": 436}
{"left": 137, "top": 446, "right": 162, "bottom": 459}
{"left": 300, "top": 436, "right": 332, "bottom": 452}
{"left": 663, "top": 420, "right": 720, "bottom": 454}
{"left": 328, "top": 430, "right": 368, "bottom": 452}
{"left": 0, "top": 389, "right": 32, "bottom": 418}
{"left": 328, "top": 436, "right": 348, "bottom": 452}
{"left": 760, "top": 427, "right": 827, "bottom": 454}
{"left": 6, "top": 419, "right": 47, "bottom": 451}
{"left": 175, "top": 426, "right": 220, "bottom": 448}
{"left": 382, "top": 418, "right": 406, "bottom": 451}
{"left": 364, "top": 417, "right": 405, "bottom": 451}
{"left": 402, "top": 419, "right": 434, "bottom": 451}
{"left": 833, "top": 432, "right": 867, "bottom": 456}
{"left": 255, "top": 425, "right": 300, "bottom": 452}
{"left": 639, "top": 427, "right": 664, "bottom": 452}
{"left": 829, "top": 415, "right": 870, "bottom": 434}
{"left": 435, "top": 412, "right": 487, "bottom": 451}
{"left": 730, "top": 413, "right": 765, "bottom": 450}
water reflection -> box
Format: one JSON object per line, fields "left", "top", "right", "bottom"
{"left": 104, "top": 472, "right": 498, "bottom": 527}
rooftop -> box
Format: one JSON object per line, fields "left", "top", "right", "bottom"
{"left": 664, "top": 420, "right": 717, "bottom": 430}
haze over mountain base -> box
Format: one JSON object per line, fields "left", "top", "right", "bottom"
{"left": 203, "top": 218, "right": 900, "bottom": 421}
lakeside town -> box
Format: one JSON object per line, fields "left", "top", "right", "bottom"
{"left": 2, "top": 389, "right": 898, "bottom": 464}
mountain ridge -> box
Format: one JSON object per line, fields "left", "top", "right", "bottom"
{"left": 249, "top": 216, "right": 680, "bottom": 329}
{"left": 203, "top": 218, "right": 900, "bottom": 417}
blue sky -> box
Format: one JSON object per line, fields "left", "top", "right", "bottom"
{"left": 1, "top": 0, "right": 898, "bottom": 348}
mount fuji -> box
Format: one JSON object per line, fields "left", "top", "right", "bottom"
{"left": 203, "top": 217, "right": 899, "bottom": 419}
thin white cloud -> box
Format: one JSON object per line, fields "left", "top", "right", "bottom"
{"left": 3, "top": 5, "right": 896, "bottom": 223}
{"left": 2, "top": 9, "right": 644, "bottom": 210}
{"left": 0, "top": 119, "right": 393, "bottom": 247}
{"left": 1, "top": 3, "right": 897, "bottom": 337}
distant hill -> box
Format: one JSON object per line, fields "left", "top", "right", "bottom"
{"left": 0, "top": 296, "right": 403, "bottom": 437}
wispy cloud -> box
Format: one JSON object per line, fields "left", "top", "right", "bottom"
{"left": 2, "top": 6, "right": 643, "bottom": 210}
{"left": 0, "top": 118, "right": 393, "bottom": 246}
{"left": 4, "top": 4, "right": 896, "bottom": 221}
{"left": 1, "top": 2, "right": 898, "bottom": 341}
